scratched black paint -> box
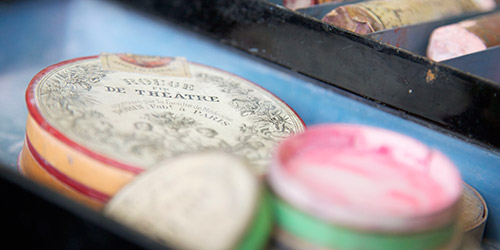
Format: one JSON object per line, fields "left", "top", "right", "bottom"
{"left": 116, "top": 0, "right": 500, "bottom": 151}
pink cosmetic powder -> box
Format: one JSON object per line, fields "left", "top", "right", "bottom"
{"left": 269, "top": 124, "right": 462, "bottom": 232}
{"left": 427, "top": 22, "right": 487, "bottom": 61}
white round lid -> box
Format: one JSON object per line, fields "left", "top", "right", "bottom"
{"left": 104, "top": 152, "right": 260, "bottom": 250}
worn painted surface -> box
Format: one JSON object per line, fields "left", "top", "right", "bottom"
{"left": 1, "top": 0, "right": 499, "bottom": 243}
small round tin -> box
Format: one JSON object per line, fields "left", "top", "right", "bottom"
{"left": 104, "top": 152, "right": 272, "bottom": 250}
{"left": 457, "top": 182, "right": 488, "bottom": 248}
{"left": 20, "top": 53, "right": 305, "bottom": 208}
{"left": 268, "top": 124, "right": 463, "bottom": 250}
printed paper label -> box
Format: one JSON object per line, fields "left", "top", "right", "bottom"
{"left": 35, "top": 55, "right": 304, "bottom": 173}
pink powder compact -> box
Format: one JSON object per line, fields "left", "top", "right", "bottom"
{"left": 269, "top": 124, "right": 463, "bottom": 250}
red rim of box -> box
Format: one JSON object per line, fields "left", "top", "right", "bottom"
{"left": 25, "top": 135, "right": 110, "bottom": 203}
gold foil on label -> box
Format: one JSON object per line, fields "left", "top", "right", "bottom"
{"left": 34, "top": 56, "right": 304, "bottom": 174}
{"left": 101, "top": 53, "right": 191, "bottom": 77}
{"left": 104, "top": 152, "right": 259, "bottom": 250}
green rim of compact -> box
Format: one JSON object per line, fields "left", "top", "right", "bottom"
{"left": 237, "top": 191, "right": 273, "bottom": 250}
{"left": 272, "top": 194, "right": 457, "bottom": 250}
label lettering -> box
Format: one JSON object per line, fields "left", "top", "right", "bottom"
{"left": 105, "top": 86, "right": 126, "bottom": 93}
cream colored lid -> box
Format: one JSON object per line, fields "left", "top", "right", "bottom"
{"left": 104, "top": 152, "right": 260, "bottom": 250}
{"left": 32, "top": 54, "right": 304, "bottom": 174}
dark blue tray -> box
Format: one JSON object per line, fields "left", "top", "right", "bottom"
{"left": 1, "top": 0, "right": 499, "bottom": 248}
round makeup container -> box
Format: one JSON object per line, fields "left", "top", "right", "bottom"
{"left": 19, "top": 53, "right": 305, "bottom": 209}
{"left": 457, "top": 182, "right": 488, "bottom": 248}
{"left": 268, "top": 124, "right": 463, "bottom": 250}
{"left": 104, "top": 152, "right": 272, "bottom": 250}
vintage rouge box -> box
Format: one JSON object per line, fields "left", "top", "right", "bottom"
{"left": 19, "top": 53, "right": 305, "bottom": 209}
